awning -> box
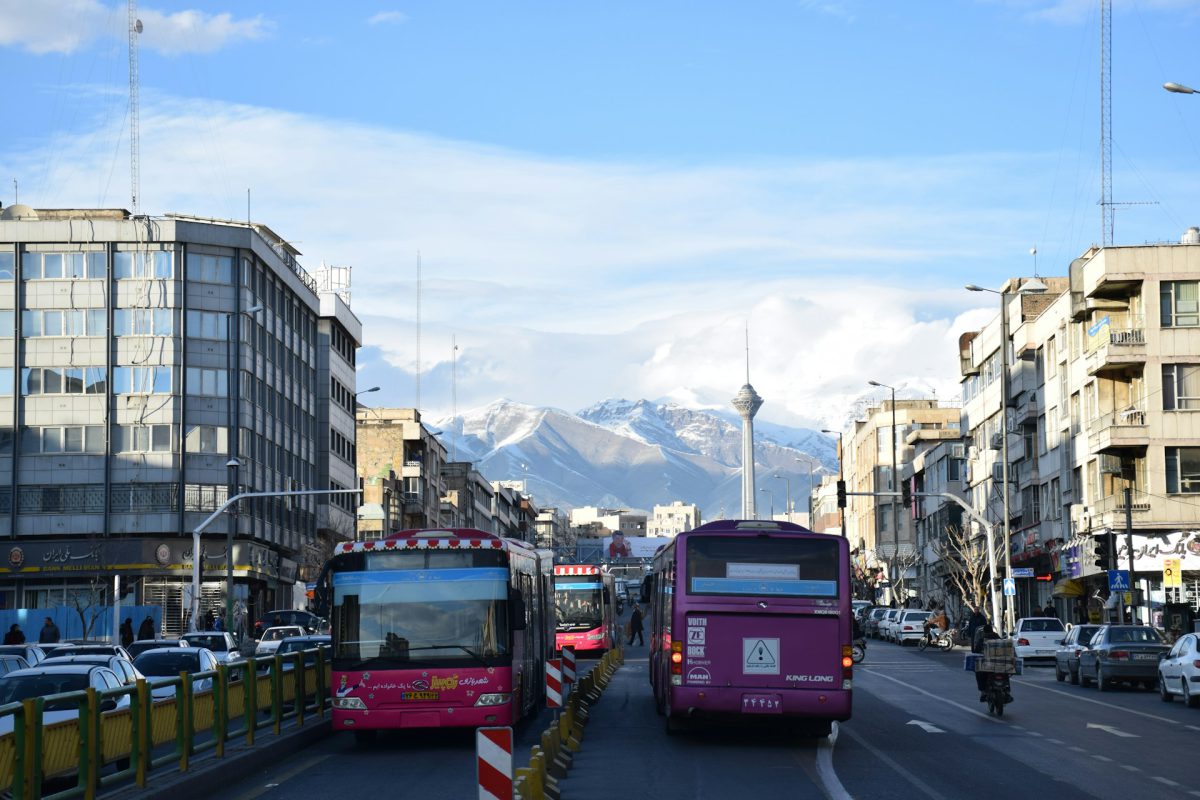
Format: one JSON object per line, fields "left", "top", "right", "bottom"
{"left": 1052, "top": 578, "right": 1085, "bottom": 598}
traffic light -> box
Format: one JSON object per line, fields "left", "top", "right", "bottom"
{"left": 1093, "top": 534, "right": 1111, "bottom": 569}
{"left": 836, "top": 479, "right": 847, "bottom": 508}
{"left": 901, "top": 481, "right": 912, "bottom": 509}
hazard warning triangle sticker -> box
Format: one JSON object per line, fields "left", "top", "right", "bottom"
{"left": 742, "top": 637, "right": 780, "bottom": 675}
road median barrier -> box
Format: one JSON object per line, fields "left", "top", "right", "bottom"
{"left": 514, "top": 646, "right": 624, "bottom": 800}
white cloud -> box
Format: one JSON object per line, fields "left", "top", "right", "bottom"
{"left": 0, "top": 1, "right": 268, "bottom": 55}
{"left": 3, "top": 94, "right": 1111, "bottom": 427}
{"left": 368, "top": 11, "right": 408, "bottom": 26}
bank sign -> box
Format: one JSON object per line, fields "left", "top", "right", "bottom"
{"left": 1115, "top": 531, "right": 1200, "bottom": 572}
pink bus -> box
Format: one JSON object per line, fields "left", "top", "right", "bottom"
{"left": 647, "top": 519, "right": 853, "bottom": 735}
{"left": 553, "top": 565, "right": 617, "bottom": 654}
{"left": 316, "top": 529, "right": 554, "bottom": 742}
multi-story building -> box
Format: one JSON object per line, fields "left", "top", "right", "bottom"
{"left": 647, "top": 501, "right": 700, "bottom": 538}
{"left": 356, "top": 408, "right": 447, "bottom": 536}
{"left": 903, "top": 432, "right": 967, "bottom": 612}
{"left": 441, "top": 461, "right": 496, "bottom": 531}
{"left": 810, "top": 475, "right": 842, "bottom": 535}
{"left": 568, "top": 506, "right": 647, "bottom": 537}
{"left": 843, "top": 398, "right": 961, "bottom": 605}
{"left": 533, "top": 506, "right": 570, "bottom": 554}
{"left": 0, "top": 206, "right": 335, "bottom": 633}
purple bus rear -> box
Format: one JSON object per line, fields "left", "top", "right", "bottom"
{"left": 648, "top": 519, "right": 852, "bottom": 735}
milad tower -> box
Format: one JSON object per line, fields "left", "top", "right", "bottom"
{"left": 731, "top": 373, "right": 764, "bottom": 519}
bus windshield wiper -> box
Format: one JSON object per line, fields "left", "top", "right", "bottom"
{"left": 407, "top": 644, "right": 489, "bottom": 664}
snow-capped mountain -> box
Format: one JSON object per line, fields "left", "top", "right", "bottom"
{"left": 432, "top": 398, "right": 836, "bottom": 519}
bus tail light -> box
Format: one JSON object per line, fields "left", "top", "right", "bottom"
{"left": 333, "top": 696, "right": 367, "bottom": 710}
{"left": 841, "top": 645, "right": 853, "bottom": 677}
{"left": 671, "top": 640, "right": 683, "bottom": 675}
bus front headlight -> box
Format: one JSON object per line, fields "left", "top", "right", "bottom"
{"left": 333, "top": 697, "right": 367, "bottom": 710}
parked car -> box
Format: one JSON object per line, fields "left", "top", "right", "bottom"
{"left": 895, "top": 610, "right": 933, "bottom": 645}
{"left": 0, "top": 664, "right": 129, "bottom": 734}
{"left": 865, "top": 608, "right": 888, "bottom": 638}
{"left": 132, "top": 647, "right": 220, "bottom": 699}
{"left": 49, "top": 643, "right": 133, "bottom": 661}
{"left": 275, "top": 635, "right": 331, "bottom": 669}
{"left": 252, "top": 611, "right": 325, "bottom": 640}
{"left": 39, "top": 654, "right": 145, "bottom": 687}
{"left": 0, "top": 644, "right": 48, "bottom": 667}
{"left": 255, "top": 626, "right": 306, "bottom": 657}
{"left": 1078, "top": 625, "right": 1170, "bottom": 691}
{"left": 182, "top": 632, "right": 242, "bottom": 666}
{"left": 0, "top": 655, "right": 31, "bottom": 676}
{"left": 126, "top": 639, "right": 187, "bottom": 659}
{"left": 879, "top": 609, "right": 902, "bottom": 642}
{"left": 1053, "top": 624, "right": 1103, "bottom": 685}
{"left": 1157, "top": 632, "right": 1200, "bottom": 707}
{"left": 1012, "top": 617, "right": 1066, "bottom": 661}
{"left": 852, "top": 600, "right": 872, "bottom": 619}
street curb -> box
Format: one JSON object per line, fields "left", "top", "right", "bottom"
{"left": 102, "top": 720, "right": 332, "bottom": 800}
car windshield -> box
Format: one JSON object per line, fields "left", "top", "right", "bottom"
{"left": 134, "top": 652, "right": 202, "bottom": 676}
{"left": 904, "top": 612, "right": 931, "bottom": 621}
{"left": 263, "top": 628, "right": 299, "bottom": 642}
{"left": 277, "top": 640, "right": 322, "bottom": 655}
{"left": 1021, "top": 619, "right": 1065, "bottom": 632}
{"left": 127, "top": 641, "right": 180, "bottom": 657}
{"left": 184, "top": 635, "right": 229, "bottom": 652}
{"left": 555, "top": 579, "right": 605, "bottom": 627}
{"left": 1072, "top": 627, "right": 1100, "bottom": 644}
{"left": 0, "top": 673, "right": 89, "bottom": 709}
{"left": 1108, "top": 627, "right": 1163, "bottom": 643}
{"left": 56, "top": 646, "right": 119, "bottom": 656}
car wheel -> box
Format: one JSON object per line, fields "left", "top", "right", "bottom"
{"left": 1080, "top": 667, "right": 1093, "bottom": 688}
{"left": 1159, "top": 674, "right": 1173, "bottom": 702}
{"left": 1055, "top": 664, "right": 1066, "bottom": 682}
{"left": 1097, "top": 667, "right": 1109, "bottom": 692}
{"left": 1069, "top": 665, "right": 1080, "bottom": 686}
{"left": 1185, "top": 679, "right": 1200, "bottom": 709}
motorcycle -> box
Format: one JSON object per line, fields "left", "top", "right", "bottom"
{"left": 983, "top": 672, "right": 1013, "bottom": 717}
{"left": 851, "top": 637, "right": 866, "bottom": 664}
{"left": 917, "top": 626, "right": 956, "bottom": 652}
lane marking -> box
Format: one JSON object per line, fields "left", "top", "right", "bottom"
{"left": 1121, "top": 765, "right": 1140, "bottom": 772}
{"left": 1186, "top": 725, "right": 1200, "bottom": 732}
{"left": 1026, "top": 731, "right": 1043, "bottom": 737}
{"left": 814, "top": 722, "right": 853, "bottom": 800}
{"left": 1012, "top": 677, "right": 1180, "bottom": 725}
{"left": 840, "top": 724, "right": 950, "bottom": 800}
{"left": 231, "top": 753, "right": 332, "bottom": 800}
{"left": 1069, "top": 746, "right": 1087, "bottom": 753}
{"left": 861, "top": 669, "right": 1005, "bottom": 725}
{"left": 1047, "top": 738, "right": 1064, "bottom": 745}
{"left": 1086, "top": 722, "right": 1138, "bottom": 738}
{"left": 1090, "top": 755, "right": 1112, "bottom": 762}
{"left": 906, "top": 720, "right": 945, "bottom": 734}
{"left": 1154, "top": 777, "right": 1181, "bottom": 787}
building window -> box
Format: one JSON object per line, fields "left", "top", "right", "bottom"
{"left": 22, "top": 367, "right": 106, "bottom": 396}
{"left": 20, "top": 425, "right": 105, "bottom": 454}
{"left": 21, "top": 251, "right": 106, "bottom": 280}
{"left": 22, "top": 309, "right": 106, "bottom": 337}
{"left": 114, "top": 308, "right": 175, "bottom": 336}
{"left": 0, "top": 252, "right": 13, "bottom": 280}
{"left": 1166, "top": 447, "right": 1200, "bottom": 493}
{"left": 1161, "top": 281, "right": 1200, "bottom": 328}
{"left": 112, "top": 366, "right": 171, "bottom": 394}
{"left": 114, "top": 424, "right": 173, "bottom": 452}
{"left": 1163, "top": 364, "right": 1200, "bottom": 411}
{"left": 186, "top": 367, "right": 229, "bottom": 397}
{"left": 186, "top": 253, "right": 233, "bottom": 284}
{"left": 17, "top": 485, "right": 106, "bottom": 513}
{"left": 186, "top": 310, "right": 226, "bottom": 339}
{"left": 0, "top": 369, "right": 12, "bottom": 395}
{"left": 114, "top": 250, "right": 173, "bottom": 279}
{"left": 110, "top": 483, "right": 178, "bottom": 512}
{"left": 185, "top": 425, "right": 228, "bottom": 454}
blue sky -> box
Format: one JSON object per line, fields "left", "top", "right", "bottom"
{"left": 3, "top": 1, "right": 1200, "bottom": 430}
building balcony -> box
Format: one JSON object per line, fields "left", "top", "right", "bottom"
{"left": 1087, "top": 409, "right": 1149, "bottom": 454}
{"left": 1084, "top": 319, "right": 1146, "bottom": 376}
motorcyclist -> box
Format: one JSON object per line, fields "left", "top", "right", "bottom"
{"left": 924, "top": 607, "right": 948, "bottom": 646}
{"left": 972, "top": 620, "right": 1000, "bottom": 701}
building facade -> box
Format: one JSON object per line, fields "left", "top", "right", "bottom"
{"left": 356, "top": 407, "right": 447, "bottom": 537}
{"left": 647, "top": 501, "right": 701, "bottom": 538}
{"left": 0, "top": 207, "right": 333, "bottom": 633}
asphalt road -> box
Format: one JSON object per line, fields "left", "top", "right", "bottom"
{"left": 207, "top": 634, "right": 1200, "bottom": 799}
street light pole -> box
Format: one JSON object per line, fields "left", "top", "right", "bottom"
{"left": 759, "top": 488, "right": 774, "bottom": 519}
{"left": 224, "top": 303, "right": 262, "bottom": 640}
{"left": 773, "top": 474, "right": 791, "bottom": 521}
{"left": 967, "top": 279, "right": 1046, "bottom": 634}
{"left": 868, "top": 381, "right": 900, "bottom": 606}
{"left": 821, "top": 429, "right": 845, "bottom": 533}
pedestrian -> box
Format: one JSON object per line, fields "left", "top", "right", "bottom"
{"left": 137, "top": 615, "right": 156, "bottom": 640}
{"left": 1041, "top": 601, "right": 1057, "bottom": 619}
{"left": 214, "top": 612, "right": 224, "bottom": 632}
{"left": 628, "top": 601, "right": 644, "bottom": 646}
{"left": 38, "top": 616, "right": 59, "bottom": 644}
{"left": 3, "top": 624, "right": 24, "bottom": 645}
{"left": 120, "top": 618, "right": 134, "bottom": 648}
{"left": 965, "top": 605, "right": 987, "bottom": 644}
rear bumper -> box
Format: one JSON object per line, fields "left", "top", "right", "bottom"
{"left": 1096, "top": 662, "right": 1160, "bottom": 680}
{"left": 333, "top": 701, "right": 514, "bottom": 730}
{"left": 668, "top": 686, "right": 851, "bottom": 721}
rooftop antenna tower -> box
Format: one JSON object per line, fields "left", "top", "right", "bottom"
{"left": 451, "top": 335, "right": 458, "bottom": 463}
{"left": 415, "top": 252, "right": 422, "bottom": 411}
{"left": 1100, "top": 0, "right": 1112, "bottom": 246}
{"left": 128, "top": 1, "right": 143, "bottom": 214}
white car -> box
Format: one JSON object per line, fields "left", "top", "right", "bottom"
{"left": 1012, "top": 617, "right": 1066, "bottom": 660}
{"left": 183, "top": 632, "right": 243, "bottom": 667}
{"left": 1158, "top": 632, "right": 1200, "bottom": 707}
{"left": 132, "top": 647, "right": 220, "bottom": 699}
{"left": 879, "top": 609, "right": 901, "bottom": 642}
{"left": 255, "top": 626, "right": 306, "bottom": 658}
{"left": 0, "top": 664, "right": 129, "bottom": 734}
{"left": 895, "top": 610, "right": 933, "bottom": 645}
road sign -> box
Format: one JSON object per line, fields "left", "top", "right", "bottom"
{"left": 475, "top": 726, "right": 513, "bottom": 800}
{"left": 1011, "top": 568, "right": 1035, "bottom": 578}
{"left": 1108, "top": 569, "right": 1130, "bottom": 592}
{"left": 545, "top": 658, "right": 563, "bottom": 708}
{"left": 1003, "top": 578, "right": 1016, "bottom": 597}
{"left": 1164, "top": 558, "right": 1182, "bottom": 588}
{"left": 561, "top": 645, "right": 576, "bottom": 685}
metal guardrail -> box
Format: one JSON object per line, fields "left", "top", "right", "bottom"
{"left": 0, "top": 646, "right": 330, "bottom": 800}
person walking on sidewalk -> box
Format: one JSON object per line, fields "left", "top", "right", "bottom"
{"left": 38, "top": 617, "right": 59, "bottom": 644}
{"left": 628, "top": 602, "right": 645, "bottom": 646}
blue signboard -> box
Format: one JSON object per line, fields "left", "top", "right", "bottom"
{"left": 1108, "top": 570, "right": 1130, "bottom": 592}
{"left": 1003, "top": 578, "right": 1016, "bottom": 597}
{"left": 1011, "top": 568, "right": 1035, "bottom": 578}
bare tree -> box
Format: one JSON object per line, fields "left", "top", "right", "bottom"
{"left": 933, "top": 523, "right": 1002, "bottom": 618}
{"left": 70, "top": 577, "right": 108, "bottom": 640}
{"left": 890, "top": 548, "right": 925, "bottom": 607}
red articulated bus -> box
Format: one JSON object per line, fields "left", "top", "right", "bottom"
{"left": 647, "top": 519, "right": 853, "bottom": 736}
{"left": 553, "top": 565, "right": 617, "bottom": 655}
{"left": 314, "top": 529, "right": 554, "bottom": 741}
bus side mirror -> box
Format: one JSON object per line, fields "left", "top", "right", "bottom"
{"left": 509, "top": 590, "right": 527, "bottom": 631}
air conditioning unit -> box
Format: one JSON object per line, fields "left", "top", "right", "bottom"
{"left": 950, "top": 444, "right": 965, "bottom": 459}
{"left": 1099, "top": 454, "right": 1123, "bottom": 475}
{"left": 989, "top": 433, "right": 1004, "bottom": 450}
{"left": 991, "top": 463, "right": 1004, "bottom": 483}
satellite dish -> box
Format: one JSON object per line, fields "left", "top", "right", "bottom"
{"left": 135, "top": 19, "right": 143, "bottom": 33}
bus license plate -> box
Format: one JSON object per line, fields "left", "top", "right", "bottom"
{"left": 401, "top": 691, "right": 440, "bottom": 700}
{"left": 741, "top": 693, "right": 782, "bottom": 714}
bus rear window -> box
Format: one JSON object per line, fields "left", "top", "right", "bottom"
{"left": 685, "top": 536, "right": 838, "bottom": 598}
